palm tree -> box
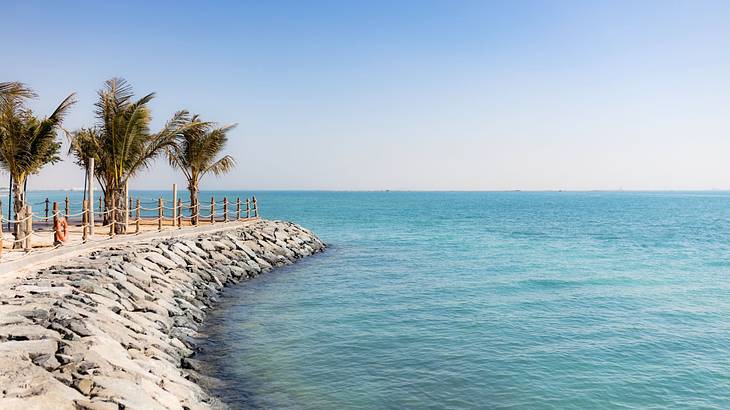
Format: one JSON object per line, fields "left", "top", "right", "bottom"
{"left": 0, "top": 82, "right": 75, "bottom": 244}
{"left": 69, "top": 78, "right": 186, "bottom": 233}
{"left": 166, "top": 112, "right": 236, "bottom": 225}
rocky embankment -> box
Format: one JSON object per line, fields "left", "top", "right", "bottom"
{"left": 0, "top": 220, "right": 325, "bottom": 410}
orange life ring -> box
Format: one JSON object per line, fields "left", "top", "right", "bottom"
{"left": 55, "top": 217, "right": 69, "bottom": 243}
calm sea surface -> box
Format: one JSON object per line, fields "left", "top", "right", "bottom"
{"left": 31, "top": 191, "right": 730, "bottom": 408}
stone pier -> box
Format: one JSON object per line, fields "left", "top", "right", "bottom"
{"left": 0, "top": 219, "right": 325, "bottom": 409}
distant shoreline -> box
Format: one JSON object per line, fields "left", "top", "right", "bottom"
{"left": 23, "top": 189, "right": 730, "bottom": 193}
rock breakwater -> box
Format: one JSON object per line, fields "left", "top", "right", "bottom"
{"left": 0, "top": 219, "right": 325, "bottom": 409}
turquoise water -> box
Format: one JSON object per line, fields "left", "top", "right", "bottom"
{"left": 28, "top": 190, "right": 730, "bottom": 408}
{"left": 190, "top": 191, "right": 730, "bottom": 409}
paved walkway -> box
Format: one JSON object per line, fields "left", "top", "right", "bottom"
{"left": 0, "top": 218, "right": 259, "bottom": 276}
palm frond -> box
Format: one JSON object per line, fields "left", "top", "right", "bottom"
{"left": 0, "top": 86, "right": 74, "bottom": 179}
{"left": 0, "top": 82, "right": 37, "bottom": 102}
{"left": 48, "top": 93, "right": 76, "bottom": 121}
{"left": 205, "top": 155, "right": 235, "bottom": 176}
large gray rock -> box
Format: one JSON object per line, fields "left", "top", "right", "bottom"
{"left": 142, "top": 252, "right": 178, "bottom": 269}
{"left": 0, "top": 339, "right": 58, "bottom": 357}
{"left": 0, "top": 356, "right": 83, "bottom": 409}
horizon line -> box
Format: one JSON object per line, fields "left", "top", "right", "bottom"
{"left": 22, "top": 188, "right": 730, "bottom": 193}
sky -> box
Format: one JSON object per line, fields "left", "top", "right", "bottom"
{"left": 2, "top": 0, "right": 730, "bottom": 191}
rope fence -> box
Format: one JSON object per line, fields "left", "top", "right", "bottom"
{"left": 0, "top": 194, "right": 259, "bottom": 260}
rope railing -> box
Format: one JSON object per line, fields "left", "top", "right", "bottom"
{"left": 1, "top": 213, "right": 35, "bottom": 224}
{"left": 0, "top": 194, "right": 259, "bottom": 261}
{"left": 133, "top": 197, "right": 193, "bottom": 204}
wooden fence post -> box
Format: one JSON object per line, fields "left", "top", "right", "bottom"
{"left": 135, "top": 199, "right": 140, "bottom": 234}
{"left": 223, "top": 197, "right": 228, "bottom": 222}
{"left": 82, "top": 200, "right": 89, "bottom": 242}
{"left": 158, "top": 198, "right": 163, "bottom": 231}
{"left": 210, "top": 197, "right": 215, "bottom": 224}
{"left": 21, "top": 205, "right": 31, "bottom": 251}
{"left": 253, "top": 196, "right": 258, "bottom": 217}
{"left": 88, "top": 157, "right": 95, "bottom": 236}
{"left": 123, "top": 181, "right": 129, "bottom": 232}
{"left": 65, "top": 196, "right": 70, "bottom": 218}
{"left": 246, "top": 198, "right": 250, "bottom": 218}
{"left": 0, "top": 208, "right": 3, "bottom": 258}
{"left": 45, "top": 198, "right": 49, "bottom": 222}
{"left": 172, "top": 183, "right": 177, "bottom": 226}
{"left": 177, "top": 198, "right": 182, "bottom": 228}
{"left": 109, "top": 192, "right": 115, "bottom": 238}
{"left": 171, "top": 197, "right": 176, "bottom": 226}
{"left": 236, "top": 198, "right": 241, "bottom": 220}
{"left": 53, "top": 202, "right": 60, "bottom": 246}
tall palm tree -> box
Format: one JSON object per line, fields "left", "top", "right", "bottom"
{"left": 0, "top": 82, "right": 75, "bottom": 244}
{"left": 166, "top": 112, "right": 236, "bottom": 224}
{"left": 69, "top": 78, "right": 186, "bottom": 232}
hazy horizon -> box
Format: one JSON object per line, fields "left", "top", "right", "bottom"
{"left": 4, "top": 1, "right": 730, "bottom": 191}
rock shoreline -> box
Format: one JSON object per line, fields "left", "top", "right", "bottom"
{"left": 0, "top": 219, "right": 325, "bottom": 409}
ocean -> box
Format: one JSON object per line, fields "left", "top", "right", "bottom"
{"left": 29, "top": 191, "right": 730, "bottom": 408}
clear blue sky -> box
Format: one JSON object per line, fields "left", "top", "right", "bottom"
{"left": 3, "top": 0, "right": 730, "bottom": 190}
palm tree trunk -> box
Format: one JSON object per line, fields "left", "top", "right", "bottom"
{"left": 103, "top": 188, "right": 112, "bottom": 226}
{"left": 7, "top": 175, "right": 12, "bottom": 232}
{"left": 111, "top": 186, "right": 127, "bottom": 234}
{"left": 12, "top": 175, "right": 25, "bottom": 249}
{"left": 189, "top": 180, "right": 199, "bottom": 225}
